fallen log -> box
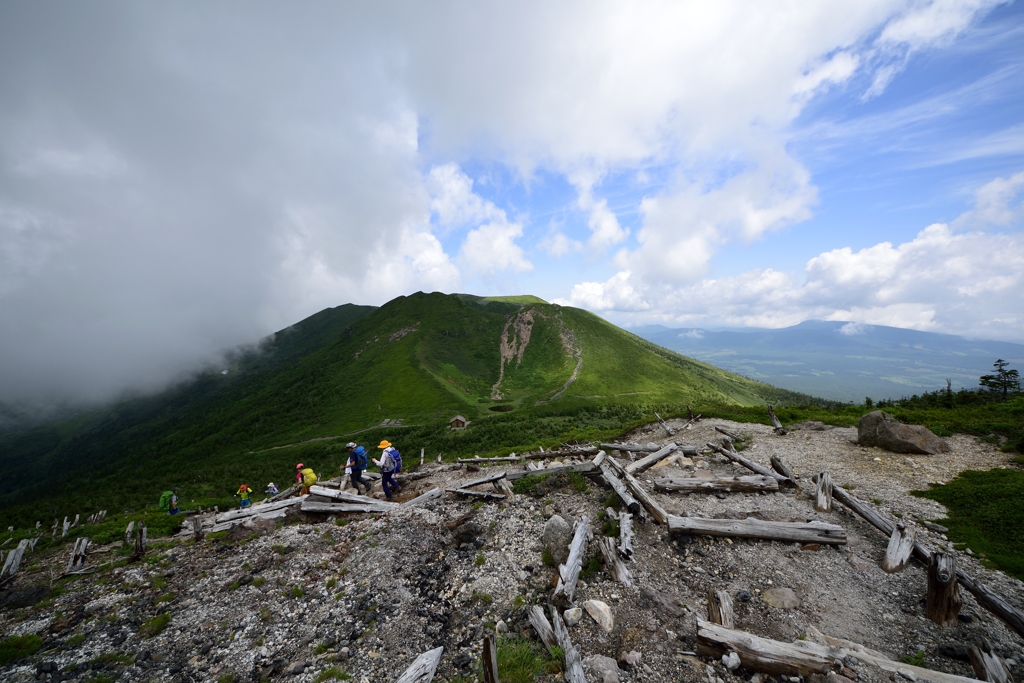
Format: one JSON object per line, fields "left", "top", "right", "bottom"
{"left": 301, "top": 500, "right": 395, "bottom": 514}
{"left": 458, "top": 455, "right": 521, "bottom": 464}
{"left": 215, "top": 496, "right": 306, "bottom": 523}
{"left": 619, "top": 511, "right": 634, "bottom": 558}
{"left": 399, "top": 488, "right": 443, "bottom": 508}
{"left": 493, "top": 478, "right": 515, "bottom": 500}
{"left": 707, "top": 587, "right": 735, "bottom": 629}
{"left": 506, "top": 462, "right": 597, "bottom": 481}
{"left": 553, "top": 516, "right": 590, "bottom": 601}
{"left": 815, "top": 471, "right": 832, "bottom": 512}
{"left": 597, "top": 536, "right": 632, "bottom": 588}
{"left": 706, "top": 442, "right": 794, "bottom": 488}
{"left": 715, "top": 425, "right": 743, "bottom": 441}
{"left": 968, "top": 639, "right": 1012, "bottom": 683}
{"left": 267, "top": 484, "right": 299, "bottom": 503}
{"left": 395, "top": 646, "right": 444, "bottom": 683}
{"left": 309, "top": 486, "right": 399, "bottom": 507}
{"left": 445, "top": 488, "right": 506, "bottom": 500}
{"left": 207, "top": 508, "right": 289, "bottom": 533}
{"left": 767, "top": 405, "right": 787, "bottom": 435}
{"left": 597, "top": 459, "right": 642, "bottom": 516}
{"left": 654, "top": 411, "right": 676, "bottom": 436}
{"left": 529, "top": 606, "right": 558, "bottom": 656}
{"left": 654, "top": 475, "right": 779, "bottom": 494}
{"left": 454, "top": 471, "right": 507, "bottom": 489}
{"left": 926, "top": 552, "right": 961, "bottom": 626}
{"left": 600, "top": 443, "right": 660, "bottom": 453}
{"left": 881, "top": 524, "right": 915, "bottom": 573}
{"left": 667, "top": 515, "right": 846, "bottom": 545}
{"left": 604, "top": 456, "right": 670, "bottom": 524}
{"left": 624, "top": 443, "right": 678, "bottom": 475}
{"left": 551, "top": 606, "right": 586, "bottom": 683}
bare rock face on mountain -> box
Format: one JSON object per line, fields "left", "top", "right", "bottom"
{"left": 857, "top": 410, "right": 950, "bottom": 455}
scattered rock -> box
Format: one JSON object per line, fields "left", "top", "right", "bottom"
{"left": 542, "top": 514, "right": 573, "bottom": 565}
{"left": 639, "top": 587, "right": 688, "bottom": 619}
{"left": 495, "top": 619, "right": 508, "bottom": 633}
{"left": 584, "top": 599, "right": 615, "bottom": 632}
{"left": 564, "top": 607, "right": 583, "bottom": 626}
{"left": 452, "top": 520, "right": 484, "bottom": 544}
{"left": 723, "top": 652, "right": 741, "bottom": 670}
{"left": 762, "top": 587, "right": 800, "bottom": 609}
{"left": 584, "top": 654, "right": 622, "bottom": 683}
{"left": 857, "top": 411, "right": 950, "bottom": 455}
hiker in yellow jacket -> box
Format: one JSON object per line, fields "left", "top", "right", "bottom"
{"left": 235, "top": 483, "right": 253, "bottom": 508}
{"left": 295, "top": 463, "right": 317, "bottom": 495}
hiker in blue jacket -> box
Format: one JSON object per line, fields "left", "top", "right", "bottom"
{"left": 345, "top": 442, "right": 372, "bottom": 495}
{"left": 374, "top": 440, "right": 402, "bottom": 500}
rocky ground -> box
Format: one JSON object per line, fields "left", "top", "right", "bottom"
{"left": 2, "top": 417, "right": 1023, "bottom": 683}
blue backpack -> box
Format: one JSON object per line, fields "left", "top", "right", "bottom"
{"left": 352, "top": 446, "right": 368, "bottom": 469}
{"left": 391, "top": 448, "right": 402, "bottom": 472}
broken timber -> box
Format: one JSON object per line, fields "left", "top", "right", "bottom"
{"left": 301, "top": 501, "right": 396, "bottom": 514}
{"left": 215, "top": 496, "right": 306, "bottom": 524}
{"left": 394, "top": 646, "right": 443, "bottom": 683}
{"left": 706, "top": 442, "right": 795, "bottom": 488}
{"left": 815, "top": 471, "right": 832, "bottom": 512}
{"left": 881, "top": 524, "right": 915, "bottom": 573}
{"left": 619, "top": 511, "right": 634, "bottom": 558}
{"left": 551, "top": 606, "right": 586, "bottom": 683}
{"left": 446, "top": 470, "right": 508, "bottom": 501}
{"left": 529, "top": 606, "right": 558, "bottom": 656}
{"left": 715, "top": 426, "right": 743, "bottom": 441}
{"left": 506, "top": 462, "right": 596, "bottom": 480}
{"left": 624, "top": 442, "right": 678, "bottom": 475}
{"left": 603, "top": 454, "right": 670, "bottom": 524}
{"left": 66, "top": 537, "right": 89, "bottom": 573}
{"left": 767, "top": 405, "right": 787, "bottom": 435}
{"left": 654, "top": 411, "right": 676, "bottom": 436}
{"left": 399, "top": 488, "right": 444, "bottom": 508}
{"left": 482, "top": 635, "right": 499, "bottom": 683}
{"left": 309, "top": 485, "right": 398, "bottom": 506}
{"left": 968, "top": 639, "right": 1013, "bottom": 683}
{"left": 667, "top": 515, "right": 846, "bottom": 545}
{"left": 595, "top": 453, "right": 642, "bottom": 516}
{"left": 926, "top": 552, "right": 962, "bottom": 626}
{"left": 707, "top": 587, "right": 735, "bottom": 628}
{"left": 654, "top": 475, "right": 779, "bottom": 493}
{"left": 697, "top": 620, "right": 980, "bottom": 683}
{"left": 597, "top": 535, "right": 632, "bottom": 588}
{"left": 553, "top": 515, "right": 590, "bottom": 601}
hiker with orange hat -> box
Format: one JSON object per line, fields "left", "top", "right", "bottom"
{"left": 373, "top": 440, "right": 402, "bottom": 500}
{"left": 235, "top": 483, "right": 253, "bottom": 508}
{"left": 295, "top": 463, "right": 317, "bottom": 495}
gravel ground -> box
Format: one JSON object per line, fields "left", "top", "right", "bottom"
{"left": 2, "top": 417, "right": 1022, "bottom": 683}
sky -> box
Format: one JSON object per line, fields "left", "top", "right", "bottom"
{"left": 2, "top": 1, "right": 1024, "bottom": 407}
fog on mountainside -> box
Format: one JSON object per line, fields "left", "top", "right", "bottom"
{"left": 633, "top": 320, "right": 1024, "bottom": 403}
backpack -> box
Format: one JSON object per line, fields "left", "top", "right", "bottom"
{"left": 353, "top": 446, "right": 368, "bottom": 469}
{"left": 159, "top": 490, "right": 174, "bottom": 511}
{"left": 391, "top": 448, "right": 402, "bottom": 472}
{"left": 301, "top": 468, "right": 317, "bottom": 486}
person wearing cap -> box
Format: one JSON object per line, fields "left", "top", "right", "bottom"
{"left": 265, "top": 482, "right": 280, "bottom": 495}
{"left": 373, "top": 440, "right": 402, "bottom": 500}
{"left": 296, "top": 463, "right": 317, "bottom": 495}
{"left": 344, "top": 442, "right": 371, "bottom": 495}
{"left": 235, "top": 483, "right": 253, "bottom": 508}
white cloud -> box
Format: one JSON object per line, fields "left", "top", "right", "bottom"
{"left": 458, "top": 221, "right": 533, "bottom": 276}
{"left": 426, "top": 163, "right": 503, "bottom": 228}
{"left": 554, "top": 270, "right": 648, "bottom": 312}
{"left": 539, "top": 228, "right": 582, "bottom": 258}
{"left": 953, "top": 170, "right": 1024, "bottom": 229}
{"left": 838, "top": 322, "right": 872, "bottom": 336}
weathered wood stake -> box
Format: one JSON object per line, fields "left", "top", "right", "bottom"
{"left": 553, "top": 515, "right": 590, "bottom": 601}
{"left": 529, "top": 606, "right": 557, "bottom": 655}
{"left": 881, "top": 524, "right": 915, "bottom": 573}
{"left": 551, "top": 606, "right": 586, "bottom": 683}
{"left": 707, "top": 587, "right": 735, "bottom": 628}
{"left": 968, "top": 638, "right": 1012, "bottom": 683}
{"left": 395, "top": 646, "right": 444, "bottom": 683}
{"left": 926, "top": 552, "right": 961, "bottom": 626}
{"left": 482, "top": 635, "right": 500, "bottom": 683}
{"left": 597, "top": 536, "right": 632, "bottom": 588}
{"left": 815, "top": 471, "right": 832, "bottom": 512}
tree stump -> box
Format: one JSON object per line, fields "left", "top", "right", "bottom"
{"left": 815, "top": 471, "right": 832, "bottom": 512}
{"left": 192, "top": 517, "right": 204, "bottom": 543}
{"left": 926, "top": 552, "right": 961, "bottom": 626}
{"left": 482, "top": 635, "right": 500, "bottom": 683}
{"left": 707, "top": 587, "right": 735, "bottom": 628}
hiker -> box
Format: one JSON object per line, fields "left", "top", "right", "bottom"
{"left": 159, "top": 488, "right": 180, "bottom": 515}
{"left": 265, "top": 482, "right": 279, "bottom": 495}
{"left": 170, "top": 488, "right": 180, "bottom": 515}
{"left": 345, "top": 442, "right": 371, "bottom": 495}
{"left": 374, "top": 440, "right": 402, "bottom": 500}
{"left": 296, "top": 463, "right": 317, "bottom": 495}
{"left": 235, "top": 483, "right": 253, "bottom": 508}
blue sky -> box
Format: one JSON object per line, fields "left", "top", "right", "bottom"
{"left": 1, "top": 1, "right": 1023, "bottom": 405}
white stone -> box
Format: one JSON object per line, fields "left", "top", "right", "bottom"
{"left": 583, "top": 599, "right": 614, "bottom": 632}
{"left": 723, "top": 652, "right": 741, "bottom": 671}
{"left": 563, "top": 607, "right": 583, "bottom": 626}
{"left": 495, "top": 620, "right": 508, "bottom": 633}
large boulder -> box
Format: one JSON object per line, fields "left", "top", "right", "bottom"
{"left": 857, "top": 410, "right": 949, "bottom": 455}
{"left": 542, "top": 514, "right": 573, "bottom": 565}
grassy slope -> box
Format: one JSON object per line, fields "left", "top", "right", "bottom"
{"left": 0, "top": 292, "right": 814, "bottom": 526}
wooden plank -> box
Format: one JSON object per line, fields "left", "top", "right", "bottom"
{"left": 597, "top": 535, "right": 632, "bottom": 588}
{"left": 395, "top": 646, "right": 444, "bottom": 683}
{"left": 707, "top": 587, "right": 735, "bottom": 629}
{"left": 506, "top": 462, "right": 596, "bottom": 481}
{"left": 604, "top": 456, "right": 670, "bottom": 524}
{"left": 553, "top": 515, "right": 590, "bottom": 601}
{"left": 309, "top": 485, "right": 399, "bottom": 507}
{"left": 398, "top": 488, "right": 443, "bottom": 508}
{"left": 551, "top": 606, "right": 586, "bottom": 683}
{"left": 625, "top": 443, "right": 678, "bottom": 475}
{"left": 881, "top": 524, "right": 915, "bottom": 573}
{"left": 301, "top": 500, "right": 395, "bottom": 514}
{"left": 654, "top": 475, "right": 779, "bottom": 493}
{"left": 445, "top": 488, "right": 506, "bottom": 500}
{"left": 668, "top": 515, "right": 846, "bottom": 544}
{"left": 529, "top": 606, "right": 558, "bottom": 656}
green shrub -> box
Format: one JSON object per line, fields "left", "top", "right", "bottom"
{"left": 568, "top": 472, "right": 589, "bottom": 493}
{"left": 511, "top": 474, "right": 549, "bottom": 497}
{"left": 541, "top": 548, "right": 555, "bottom": 567}
{"left": 140, "top": 612, "right": 171, "bottom": 638}
{"left": 0, "top": 634, "right": 42, "bottom": 666}
{"left": 252, "top": 576, "right": 265, "bottom": 587}
{"left": 217, "top": 674, "right": 236, "bottom": 683}
{"left": 900, "top": 651, "right": 926, "bottom": 667}
{"left": 315, "top": 668, "right": 351, "bottom": 682}
{"left": 475, "top": 553, "right": 486, "bottom": 566}
{"left": 290, "top": 586, "right": 305, "bottom": 598}
{"left": 580, "top": 556, "right": 602, "bottom": 579}
{"left": 495, "top": 636, "right": 562, "bottom": 682}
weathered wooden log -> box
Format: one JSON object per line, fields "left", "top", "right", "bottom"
{"left": 61, "top": 516, "right": 70, "bottom": 538}
{"left": 66, "top": 537, "right": 89, "bottom": 573}
{"left": 604, "top": 456, "right": 670, "bottom": 524}
{"left": 267, "top": 484, "right": 300, "bottom": 503}
{"left": 301, "top": 500, "right": 395, "bottom": 514}
{"left": 815, "top": 471, "right": 832, "bottom": 512}
{"left": 132, "top": 522, "right": 147, "bottom": 559}
{"left": 455, "top": 471, "right": 508, "bottom": 488}
{"left": 215, "top": 496, "right": 306, "bottom": 523}
{"left": 458, "top": 455, "right": 521, "bottom": 463}
{"left": 715, "top": 426, "right": 743, "bottom": 441}
{"left": 395, "top": 646, "right": 444, "bottom": 683}
{"left": 680, "top": 413, "right": 702, "bottom": 430}
{"left": 529, "top": 606, "right": 558, "bottom": 656}
{"left": 668, "top": 515, "right": 846, "bottom": 544}
{"left": 619, "top": 511, "right": 634, "bottom": 558}
{"left": 399, "top": 488, "right": 444, "bottom": 508}
{"left": 926, "top": 552, "right": 961, "bottom": 626}
{"left": 506, "top": 462, "right": 597, "bottom": 480}
{"left": 482, "top": 635, "right": 499, "bottom": 683}
{"left": 309, "top": 485, "right": 399, "bottom": 507}
{"left": 707, "top": 587, "right": 735, "bottom": 629}
{"left": 597, "top": 460, "right": 642, "bottom": 516}
{"left": 0, "top": 540, "right": 28, "bottom": 581}
{"left": 446, "top": 488, "right": 506, "bottom": 500}
{"left": 625, "top": 443, "right": 678, "bottom": 475}
{"left": 654, "top": 412, "right": 676, "bottom": 436}
{"left": 207, "top": 508, "right": 290, "bottom": 533}
{"left": 825, "top": 480, "right": 1024, "bottom": 640}
{"left": 968, "top": 639, "right": 1012, "bottom": 683}
{"left": 706, "top": 442, "right": 795, "bottom": 488}
{"left": 654, "top": 475, "right": 779, "bottom": 493}
{"left": 881, "top": 524, "right": 915, "bottom": 573}
{"left": 124, "top": 521, "right": 135, "bottom": 546}
{"left": 551, "top": 606, "right": 586, "bottom": 683}
{"left": 597, "top": 536, "right": 632, "bottom": 588}
{"left": 600, "top": 443, "right": 660, "bottom": 453}
{"left": 769, "top": 455, "right": 794, "bottom": 478}
{"left": 493, "top": 478, "right": 515, "bottom": 500}
{"left": 767, "top": 405, "right": 787, "bottom": 435}
{"left": 553, "top": 515, "right": 590, "bottom": 601}
{"left": 191, "top": 517, "right": 204, "bottom": 542}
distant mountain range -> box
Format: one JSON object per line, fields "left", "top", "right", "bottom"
{"left": 632, "top": 320, "right": 1024, "bottom": 403}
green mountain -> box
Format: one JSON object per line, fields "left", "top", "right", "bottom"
{"left": 0, "top": 292, "right": 810, "bottom": 524}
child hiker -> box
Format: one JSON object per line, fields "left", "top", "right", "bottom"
{"left": 374, "top": 440, "right": 402, "bottom": 500}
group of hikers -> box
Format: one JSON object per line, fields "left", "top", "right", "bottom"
{"left": 160, "top": 439, "right": 405, "bottom": 514}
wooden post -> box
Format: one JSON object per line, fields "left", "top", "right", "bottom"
{"left": 654, "top": 412, "right": 676, "bottom": 436}
{"left": 66, "top": 537, "right": 89, "bottom": 573}
{"left": 529, "top": 606, "right": 558, "bottom": 656}
{"left": 192, "top": 517, "right": 204, "bottom": 543}
{"left": 395, "top": 646, "right": 444, "bottom": 683}
{"left": 619, "top": 511, "right": 633, "bottom": 558}
{"left": 767, "top": 405, "right": 787, "bottom": 435}
{"left": 815, "top": 471, "right": 832, "bottom": 512}
{"left": 124, "top": 521, "right": 135, "bottom": 546}
{"left": 420, "top": 448, "right": 424, "bottom": 466}
{"left": 881, "top": 524, "right": 915, "bottom": 573}
{"left": 707, "top": 587, "right": 735, "bottom": 629}
{"left": 926, "top": 552, "right": 961, "bottom": 627}
{"left": 553, "top": 516, "right": 590, "bottom": 601}
{"left": 61, "top": 516, "right": 70, "bottom": 538}
{"left": 482, "top": 635, "right": 500, "bottom": 683}
{"left": 968, "top": 639, "right": 1012, "bottom": 683}
{"left": 551, "top": 606, "right": 586, "bottom": 683}
{"left": 597, "top": 536, "right": 632, "bottom": 587}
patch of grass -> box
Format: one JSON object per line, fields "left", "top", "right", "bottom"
{"left": 64, "top": 633, "right": 85, "bottom": 647}
{"left": 900, "top": 651, "right": 926, "bottom": 667}
{"left": 568, "top": 471, "right": 589, "bottom": 493}
{"left": 260, "top": 606, "right": 272, "bottom": 622}
{"left": 472, "top": 501, "right": 485, "bottom": 510}
{"left": 580, "top": 556, "right": 602, "bottom": 579}
{"left": 155, "top": 593, "right": 176, "bottom": 604}
{"left": 471, "top": 591, "right": 493, "bottom": 605}
{"left": 602, "top": 493, "right": 621, "bottom": 510}
{"left": 512, "top": 595, "right": 526, "bottom": 609}
{"left": 217, "top": 674, "right": 237, "bottom": 683}
{"left": 271, "top": 544, "right": 287, "bottom": 554}
{"left": 92, "top": 651, "right": 133, "bottom": 666}
{"left": 87, "top": 675, "right": 115, "bottom": 683}
{"left": 511, "top": 474, "right": 550, "bottom": 497}
{"left": 0, "top": 634, "right": 43, "bottom": 666}
{"left": 151, "top": 578, "right": 167, "bottom": 590}
{"left": 252, "top": 576, "right": 266, "bottom": 587}
{"left": 327, "top": 577, "right": 337, "bottom": 589}
{"left": 914, "top": 469, "right": 1024, "bottom": 580}
{"left": 601, "top": 518, "right": 620, "bottom": 537}
{"left": 290, "top": 586, "right": 305, "bottom": 598}
{"left": 871, "top": 498, "right": 883, "bottom": 505}
{"left": 495, "top": 635, "right": 562, "bottom": 682}
{"left": 841, "top": 483, "right": 855, "bottom": 490}
{"left": 541, "top": 548, "right": 556, "bottom": 567}
{"left": 140, "top": 612, "right": 171, "bottom": 638}
{"left": 475, "top": 553, "right": 486, "bottom": 566}
{"left": 315, "top": 668, "right": 352, "bottom": 682}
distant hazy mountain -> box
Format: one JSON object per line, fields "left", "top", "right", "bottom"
{"left": 633, "top": 320, "right": 1024, "bottom": 403}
